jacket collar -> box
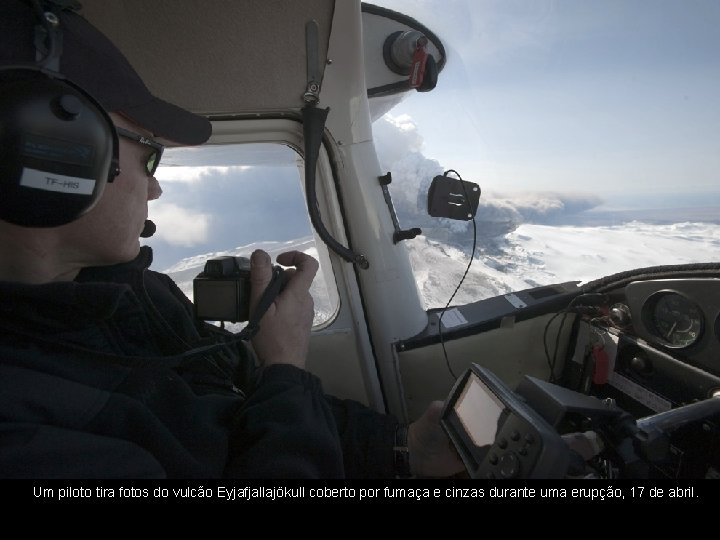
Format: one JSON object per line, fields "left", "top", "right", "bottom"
{"left": 0, "top": 247, "right": 154, "bottom": 322}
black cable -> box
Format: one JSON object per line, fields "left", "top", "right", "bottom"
{"left": 543, "top": 311, "right": 563, "bottom": 383}
{"left": 302, "top": 106, "right": 369, "bottom": 269}
{"left": 438, "top": 170, "right": 477, "bottom": 381}
{"left": 542, "top": 294, "right": 609, "bottom": 383}
{"left": 552, "top": 312, "right": 570, "bottom": 383}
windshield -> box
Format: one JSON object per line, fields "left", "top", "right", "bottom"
{"left": 370, "top": 0, "right": 720, "bottom": 308}
{"left": 144, "top": 2, "right": 720, "bottom": 315}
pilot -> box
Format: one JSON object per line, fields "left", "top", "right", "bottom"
{"left": 0, "top": 0, "right": 463, "bottom": 479}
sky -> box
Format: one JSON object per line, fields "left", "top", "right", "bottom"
{"left": 368, "top": 0, "right": 720, "bottom": 205}
{"left": 151, "top": 144, "right": 315, "bottom": 270}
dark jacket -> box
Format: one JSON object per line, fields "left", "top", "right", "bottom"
{"left": 0, "top": 247, "right": 396, "bottom": 479}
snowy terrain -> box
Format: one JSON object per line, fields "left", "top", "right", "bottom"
{"left": 406, "top": 221, "right": 720, "bottom": 310}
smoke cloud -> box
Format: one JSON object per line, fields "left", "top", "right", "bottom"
{"left": 374, "top": 113, "right": 605, "bottom": 242}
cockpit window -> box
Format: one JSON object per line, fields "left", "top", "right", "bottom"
{"left": 371, "top": 0, "right": 720, "bottom": 309}
{"left": 145, "top": 143, "right": 339, "bottom": 327}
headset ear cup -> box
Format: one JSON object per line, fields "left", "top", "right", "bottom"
{"left": 0, "top": 68, "right": 116, "bottom": 227}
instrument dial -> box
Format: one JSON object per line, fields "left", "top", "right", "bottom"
{"left": 648, "top": 292, "right": 703, "bottom": 349}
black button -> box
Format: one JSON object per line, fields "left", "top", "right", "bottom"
{"left": 57, "top": 95, "right": 82, "bottom": 118}
{"left": 498, "top": 438, "right": 508, "bottom": 449}
{"left": 498, "top": 453, "right": 521, "bottom": 479}
{"left": 510, "top": 430, "right": 520, "bottom": 441}
{"left": 488, "top": 453, "right": 498, "bottom": 465}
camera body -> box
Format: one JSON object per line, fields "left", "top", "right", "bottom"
{"left": 193, "top": 256, "right": 253, "bottom": 322}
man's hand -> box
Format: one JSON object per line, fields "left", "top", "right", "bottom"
{"left": 408, "top": 401, "right": 466, "bottom": 477}
{"left": 249, "top": 249, "right": 317, "bottom": 369}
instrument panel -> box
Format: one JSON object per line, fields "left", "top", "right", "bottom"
{"left": 565, "top": 279, "right": 720, "bottom": 477}
{"left": 620, "top": 279, "right": 720, "bottom": 377}
{"left": 563, "top": 278, "right": 720, "bottom": 478}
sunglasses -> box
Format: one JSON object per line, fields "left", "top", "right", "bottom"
{"left": 116, "top": 127, "right": 165, "bottom": 177}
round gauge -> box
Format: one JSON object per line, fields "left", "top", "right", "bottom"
{"left": 648, "top": 292, "right": 703, "bottom": 348}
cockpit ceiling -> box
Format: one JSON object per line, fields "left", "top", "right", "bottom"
{"left": 80, "top": 0, "right": 334, "bottom": 117}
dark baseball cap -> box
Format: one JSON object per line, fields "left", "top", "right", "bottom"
{"left": 0, "top": 0, "right": 211, "bottom": 145}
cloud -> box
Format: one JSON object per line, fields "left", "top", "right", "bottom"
{"left": 372, "top": 112, "right": 604, "bottom": 240}
{"left": 372, "top": 114, "right": 426, "bottom": 164}
{"left": 155, "top": 166, "right": 244, "bottom": 183}
{"left": 149, "top": 203, "right": 211, "bottom": 246}
{"left": 482, "top": 191, "right": 604, "bottom": 223}
{"left": 373, "top": 114, "right": 443, "bottom": 215}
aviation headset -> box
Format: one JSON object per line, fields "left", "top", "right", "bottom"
{"left": 0, "top": 0, "right": 119, "bottom": 228}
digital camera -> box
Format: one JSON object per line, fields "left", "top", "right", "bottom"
{"left": 193, "top": 256, "right": 253, "bottom": 322}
